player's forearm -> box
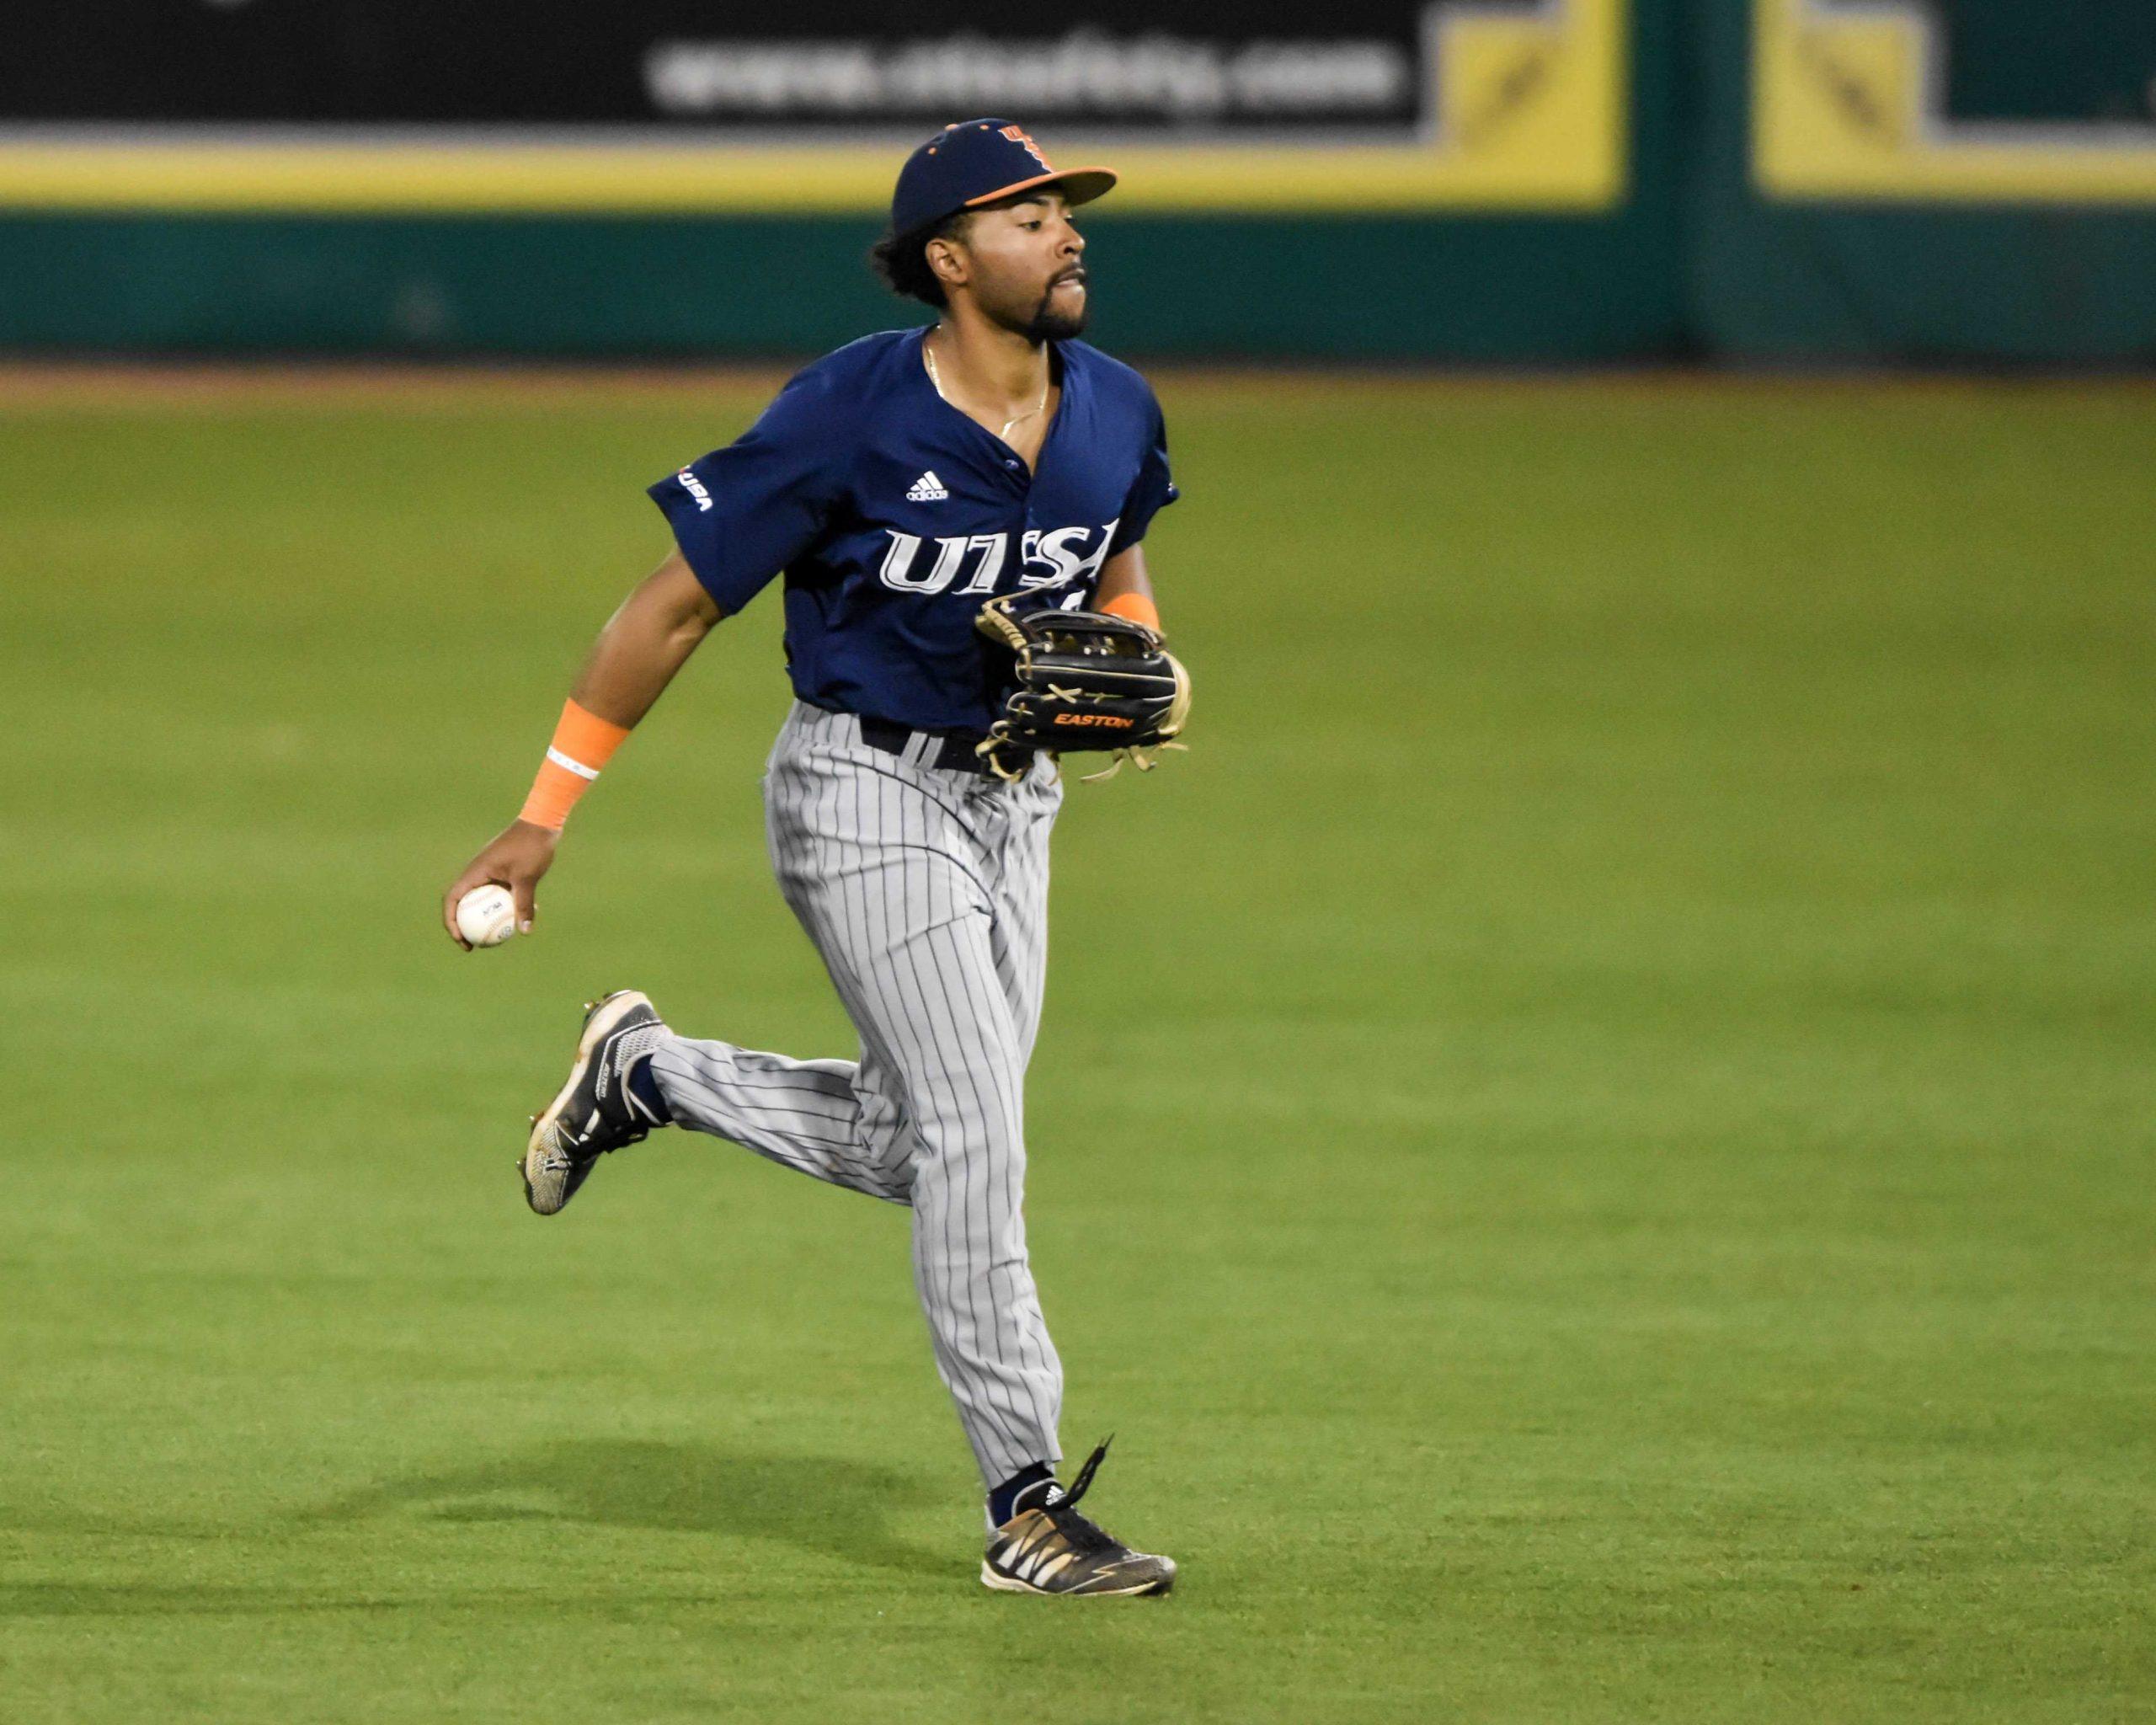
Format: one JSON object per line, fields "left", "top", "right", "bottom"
{"left": 508, "top": 550, "right": 718, "bottom": 835}
{"left": 1094, "top": 545, "right": 1151, "bottom": 608}
{"left": 568, "top": 549, "right": 724, "bottom": 729}
{"left": 1094, "top": 545, "right": 1161, "bottom": 631}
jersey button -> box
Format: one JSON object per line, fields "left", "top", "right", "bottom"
{"left": 1003, "top": 458, "right": 1021, "bottom": 471}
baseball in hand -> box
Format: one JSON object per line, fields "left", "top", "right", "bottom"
{"left": 456, "top": 884, "right": 520, "bottom": 948}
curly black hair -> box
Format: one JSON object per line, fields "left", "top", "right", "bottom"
{"left": 868, "top": 209, "right": 974, "bottom": 308}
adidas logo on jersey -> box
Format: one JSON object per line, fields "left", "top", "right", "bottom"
{"left": 906, "top": 471, "right": 949, "bottom": 503}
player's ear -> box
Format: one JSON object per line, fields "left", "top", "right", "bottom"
{"left": 926, "top": 234, "right": 969, "bottom": 292}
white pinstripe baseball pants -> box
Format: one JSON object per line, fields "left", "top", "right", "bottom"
{"left": 647, "top": 701, "right": 1065, "bottom": 1486}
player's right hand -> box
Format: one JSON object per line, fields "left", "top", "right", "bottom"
{"left": 440, "top": 820, "right": 559, "bottom": 949}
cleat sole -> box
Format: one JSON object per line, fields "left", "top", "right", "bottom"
{"left": 979, "top": 1560, "right": 1175, "bottom": 1598}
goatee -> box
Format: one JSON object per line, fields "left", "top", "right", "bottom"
{"left": 999, "top": 283, "right": 1089, "bottom": 344}
{"left": 1021, "top": 307, "right": 1087, "bottom": 343}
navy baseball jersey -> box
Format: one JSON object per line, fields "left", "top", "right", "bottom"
{"left": 648, "top": 328, "right": 1177, "bottom": 735}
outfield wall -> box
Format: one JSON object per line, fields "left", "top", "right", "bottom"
{"left": 2, "top": 1, "right": 2152, "bottom": 363}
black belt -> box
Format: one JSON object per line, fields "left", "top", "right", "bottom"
{"left": 855, "top": 713, "right": 1009, "bottom": 776}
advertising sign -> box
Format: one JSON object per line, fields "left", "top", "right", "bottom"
{"left": 0, "top": 1, "right": 1628, "bottom": 212}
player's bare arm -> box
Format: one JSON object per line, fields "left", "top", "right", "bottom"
{"left": 568, "top": 549, "right": 723, "bottom": 730}
{"left": 439, "top": 550, "right": 720, "bottom": 948}
{"left": 1093, "top": 544, "right": 1157, "bottom": 617}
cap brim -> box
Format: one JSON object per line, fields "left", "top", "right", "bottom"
{"left": 963, "top": 167, "right": 1118, "bottom": 211}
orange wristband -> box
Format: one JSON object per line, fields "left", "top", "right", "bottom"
{"left": 519, "top": 699, "right": 631, "bottom": 830}
{"left": 1100, "top": 591, "right": 1161, "bottom": 633}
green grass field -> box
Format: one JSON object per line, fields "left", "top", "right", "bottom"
{"left": 3, "top": 371, "right": 2153, "bottom": 1722}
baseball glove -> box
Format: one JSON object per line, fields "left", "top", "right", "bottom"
{"left": 974, "top": 595, "right": 1192, "bottom": 782}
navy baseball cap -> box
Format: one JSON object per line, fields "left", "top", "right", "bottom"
{"left": 889, "top": 119, "right": 1116, "bottom": 240}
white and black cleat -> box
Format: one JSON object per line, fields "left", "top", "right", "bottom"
{"left": 980, "top": 1440, "right": 1176, "bottom": 1598}
{"left": 520, "top": 990, "right": 671, "bottom": 1215}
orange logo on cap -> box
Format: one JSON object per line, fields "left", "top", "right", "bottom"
{"left": 1000, "top": 126, "right": 1053, "bottom": 171}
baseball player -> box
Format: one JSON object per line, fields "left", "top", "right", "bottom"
{"left": 440, "top": 120, "right": 1185, "bottom": 1598}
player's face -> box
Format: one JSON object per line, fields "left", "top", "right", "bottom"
{"left": 958, "top": 194, "right": 1089, "bottom": 343}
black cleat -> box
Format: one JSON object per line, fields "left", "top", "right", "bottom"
{"left": 520, "top": 990, "right": 670, "bottom": 1215}
{"left": 980, "top": 1440, "right": 1176, "bottom": 1597}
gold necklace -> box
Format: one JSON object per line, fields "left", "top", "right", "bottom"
{"left": 924, "top": 337, "right": 1049, "bottom": 444}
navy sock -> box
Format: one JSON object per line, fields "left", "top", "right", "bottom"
{"left": 625, "top": 1055, "right": 673, "bottom": 1126}
{"left": 989, "top": 1462, "right": 1057, "bottom": 1528}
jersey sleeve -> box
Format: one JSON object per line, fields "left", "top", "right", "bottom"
{"left": 1107, "top": 393, "right": 1180, "bottom": 558}
{"left": 648, "top": 367, "right": 851, "bottom": 613}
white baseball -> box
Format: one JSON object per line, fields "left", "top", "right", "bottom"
{"left": 456, "top": 884, "right": 519, "bottom": 948}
